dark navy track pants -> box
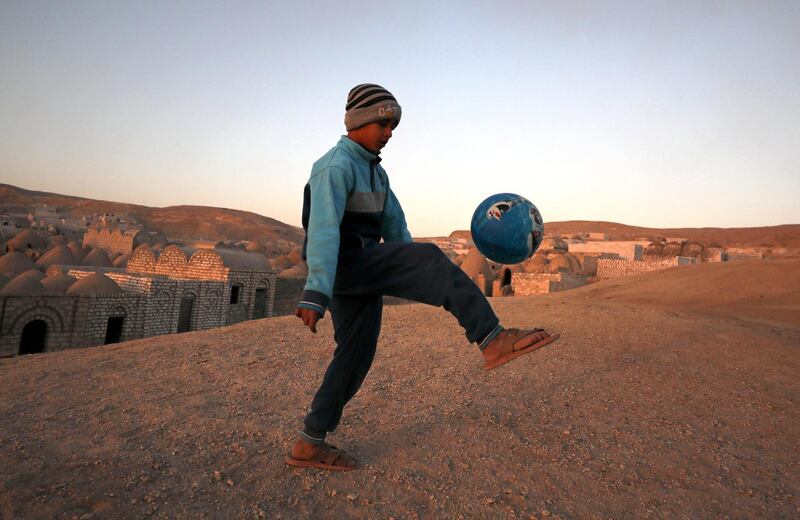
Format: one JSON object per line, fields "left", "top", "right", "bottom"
{"left": 303, "top": 241, "right": 499, "bottom": 436}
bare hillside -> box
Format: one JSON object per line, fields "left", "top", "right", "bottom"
{"left": 0, "top": 183, "right": 303, "bottom": 249}
{"left": 449, "top": 222, "right": 800, "bottom": 252}
{"left": 2, "top": 260, "right": 798, "bottom": 518}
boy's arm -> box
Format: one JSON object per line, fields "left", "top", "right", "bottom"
{"left": 297, "top": 167, "right": 352, "bottom": 317}
{"left": 381, "top": 186, "right": 413, "bottom": 243}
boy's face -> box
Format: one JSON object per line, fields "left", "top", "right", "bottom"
{"left": 348, "top": 118, "right": 398, "bottom": 154}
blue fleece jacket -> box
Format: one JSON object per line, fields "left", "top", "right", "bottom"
{"left": 297, "top": 136, "right": 412, "bottom": 316}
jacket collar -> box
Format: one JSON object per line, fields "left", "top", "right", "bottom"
{"left": 339, "top": 135, "right": 380, "bottom": 163}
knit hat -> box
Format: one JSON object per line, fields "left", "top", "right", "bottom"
{"left": 344, "top": 83, "right": 402, "bottom": 131}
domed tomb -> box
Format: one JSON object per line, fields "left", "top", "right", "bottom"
{"left": 67, "top": 272, "right": 124, "bottom": 296}
{"left": 681, "top": 241, "right": 704, "bottom": 258}
{"left": 41, "top": 273, "right": 77, "bottom": 293}
{"left": 81, "top": 248, "right": 113, "bottom": 267}
{"left": 47, "top": 235, "right": 68, "bottom": 249}
{"left": 547, "top": 253, "right": 573, "bottom": 273}
{"left": 7, "top": 229, "right": 46, "bottom": 251}
{"left": 661, "top": 241, "right": 684, "bottom": 258}
{"left": 0, "top": 251, "right": 37, "bottom": 278}
{"left": 459, "top": 248, "right": 493, "bottom": 282}
{"left": 0, "top": 272, "right": 47, "bottom": 295}
{"left": 67, "top": 240, "right": 89, "bottom": 262}
{"left": 18, "top": 269, "right": 45, "bottom": 280}
{"left": 523, "top": 254, "right": 548, "bottom": 273}
{"left": 36, "top": 245, "right": 79, "bottom": 270}
{"left": 112, "top": 252, "right": 132, "bottom": 268}
{"left": 645, "top": 241, "right": 665, "bottom": 257}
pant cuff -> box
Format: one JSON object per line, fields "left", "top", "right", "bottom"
{"left": 300, "top": 428, "right": 326, "bottom": 445}
{"left": 478, "top": 324, "right": 504, "bottom": 350}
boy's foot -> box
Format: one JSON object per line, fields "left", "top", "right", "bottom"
{"left": 285, "top": 438, "right": 358, "bottom": 471}
{"left": 482, "top": 328, "right": 560, "bottom": 370}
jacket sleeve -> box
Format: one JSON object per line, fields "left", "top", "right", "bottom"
{"left": 298, "top": 166, "right": 352, "bottom": 316}
{"left": 381, "top": 185, "right": 413, "bottom": 244}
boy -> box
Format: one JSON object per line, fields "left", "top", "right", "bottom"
{"left": 287, "top": 84, "right": 559, "bottom": 471}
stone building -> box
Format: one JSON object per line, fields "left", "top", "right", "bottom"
{"left": 0, "top": 271, "right": 145, "bottom": 356}
{"left": 0, "top": 244, "right": 278, "bottom": 357}
{"left": 83, "top": 226, "right": 153, "bottom": 256}
{"left": 568, "top": 241, "right": 648, "bottom": 261}
{"left": 596, "top": 257, "right": 696, "bottom": 280}
{"left": 500, "top": 272, "right": 588, "bottom": 295}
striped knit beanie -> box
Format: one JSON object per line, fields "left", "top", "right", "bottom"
{"left": 344, "top": 83, "right": 402, "bottom": 131}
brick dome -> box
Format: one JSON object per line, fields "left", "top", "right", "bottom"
{"left": 112, "top": 252, "right": 132, "bottom": 268}
{"left": 18, "top": 269, "right": 45, "bottom": 280}
{"left": 36, "top": 245, "right": 79, "bottom": 270}
{"left": 0, "top": 271, "right": 47, "bottom": 295}
{"left": 67, "top": 272, "right": 123, "bottom": 296}
{"left": 81, "top": 248, "right": 113, "bottom": 267}
{"left": 547, "top": 253, "right": 572, "bottom": 273}
{"left": 0, "top": 251, "right": 37, "bottom": 278}
{"left": 47, "top": 235, "right": 68, "bottom": 249}
{"left": 41, "top": 273, "right": 77, "bottom": 293}
{"left": 67, "top": 240, "right": 89, "bottom": 262}
{"left": 7, "top": 229, "right": 46, "bottom": 251}
{"left": 460, "top": 248, "right": 492, "bottom": 281}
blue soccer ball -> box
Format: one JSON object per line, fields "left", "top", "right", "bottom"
{"left": 470, "top": 193, "right": 544, "bottom": 264}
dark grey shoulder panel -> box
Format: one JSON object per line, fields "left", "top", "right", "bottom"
{"left": 346, "top": 191, "right": 386, "bottom": 213}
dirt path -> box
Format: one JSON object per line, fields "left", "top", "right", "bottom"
{"left": 1, "top": 262, "right": 799, "bottom": 519}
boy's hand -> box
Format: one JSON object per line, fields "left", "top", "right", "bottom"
{"left": 295, "top": 307, "right": 322, "bottom": 333}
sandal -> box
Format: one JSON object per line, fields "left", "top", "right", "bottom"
{"left": 285, "top": 439, "right": 358, "bottom": 471}
{"left": 482, "top": 328, "right": 560, "bottom": 370}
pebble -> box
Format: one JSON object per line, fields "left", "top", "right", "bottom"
{"left": 226, "top": 479, "right": 234, "bottom": 486}
{"left": 541, "top": 509, "right": 551, "bottom": 517}
{"left": 484, "top": 497, "right": 495, "bottom": 504}
{"left": 346, "top": 494, "right": 357, "bottom": 501}
{"left": 213, "top": 471, "right": 222, "bottom": 481}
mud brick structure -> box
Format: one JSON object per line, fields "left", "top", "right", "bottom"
{"left": 124, "top": 245, "right": 277, "bottom": 326}
{"left": 725, "top": 247, "right": 764, "bottom": 261}
{"left": 568, "top": 241, "right": 648, "bottom": 261}
{"left": 491, "top": 271, "right": 587, "bottom": 296}
{"left": 0, "top": 290, "right": 145, "bottom": 357}
{"left": 83, "top": 227, "right": 152, "bottom": 256}
{"left": 0, "top": 244, "right": 278, "bottom": 357}
{"left": 273, "top": 278, "right": 306, "bottom": 316}
{"left": 596, "top": 257, "right": 696, "bottom": 280}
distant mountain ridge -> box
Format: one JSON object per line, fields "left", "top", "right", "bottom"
{"left": 448, "top": 220, "right": 800, "bottom": 250}
{"left": 3, "top": 183, "right": 799, "bottom": 251}
{"left": 0, "top": 183, "right": 304, "bottom": 250}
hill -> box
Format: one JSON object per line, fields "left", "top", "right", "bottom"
{"left": 449, "top": 221, "right": 800, "bottom": 253}
{"left": 0, "top": 183, "right": 304, "bottom": 250}
{"left": 1, "top": 259, "right": 798, "bottom": 518}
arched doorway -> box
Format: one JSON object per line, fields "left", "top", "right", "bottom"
{"left": 20, "top": 320, "right": 47, "bottom": 355}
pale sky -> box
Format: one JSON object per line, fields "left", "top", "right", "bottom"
{"left": 1, "top": 1, "right": 798, "bottom": 236}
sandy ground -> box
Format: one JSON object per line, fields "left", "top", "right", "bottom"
{"left": 1, "top": 260, "right": 798, "bottom": 519}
